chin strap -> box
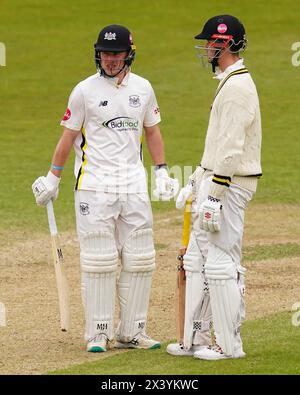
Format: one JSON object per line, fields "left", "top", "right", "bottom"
{"left": 211, "top": 48, "right": 222, "bottom": 73}
{"left": 95, "top": 48, "right": 135, "bottom": 79}
{"left": 99, "top": 63, "right": 128, "bottom": 79}
{"left": 211, "top": 58, "right": 218, "bottom": 73}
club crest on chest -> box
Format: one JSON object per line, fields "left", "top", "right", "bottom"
{"left": 129, "top": 95, "right": 141, "bottom": 108}
{"left": 79, "top": 202, "right": 90, "bottom": 215}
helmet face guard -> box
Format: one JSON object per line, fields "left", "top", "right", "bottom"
{"left": 94, "top": 24, "right": 136, "bottom": 78}
{"left": 194, "top": 15, "right": 247, "bottom": 72}
{"left": 94, "top": 46, "right": 136, "bottom": 78}
{"left": 195, "top": 34, "right": 247, "bottom": 71}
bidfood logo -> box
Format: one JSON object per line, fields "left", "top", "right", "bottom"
{"left": 102, "top": 117, "right": 139, "bottom": 132}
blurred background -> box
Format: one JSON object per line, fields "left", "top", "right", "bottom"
{"left": 0, "top": 0, "right": 299, "bottom": 233}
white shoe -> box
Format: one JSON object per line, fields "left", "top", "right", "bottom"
{"left": 166, "top": 342, "right": 206, "bottom": 356}
{"left": 115, "top": 333, "right": 161, "bottom": 350}
{"left": 194, "top": 345, "right": 246, "bottom": 360}
{"left": 86, "top": 334, "right": 109, "bottom": 353}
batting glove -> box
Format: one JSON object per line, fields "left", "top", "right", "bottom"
{"left": 175, "top": 177, "right": 194, "bottom": 209}
{"left": 198, "top": 196, "right": 222, "bottom": 232}
{"left": 32, "top": 171, "right": 60, "bottom": 207}
{"left": 153, "top": 166, "right": 179, "bottom": 201}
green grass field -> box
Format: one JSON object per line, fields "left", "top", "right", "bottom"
{"left": 1, "top": 0, "right": 300, "bottom": 231}
{"left": 0, "top": 0, "right": 299, "bottom": 375}
{"left": 50, "top": 311, "right": 300, "bottom": 375}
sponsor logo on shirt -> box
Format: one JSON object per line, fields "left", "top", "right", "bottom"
{"left": 129, "top": 95, "right": 141, "bottom": 107}
{"left": 62, "top": 108, "right": 71, "bottom": 121}
{"left": 99, "top": 100, "right": 108, "bottom": 107}
{"left": 102, "top": 117, "right": 139, "bottom": 132}
{"left": 104, "top": 32, "right": 116, "bottom": 40}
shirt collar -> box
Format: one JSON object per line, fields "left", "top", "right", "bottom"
{"left": 104, "top": 70, "right": 130, "bottom": 88}
{"left": 213, "top": 58, "right": 245, "bottom": 81}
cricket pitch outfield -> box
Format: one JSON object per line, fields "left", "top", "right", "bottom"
{"left": 0, "top": 204, "right": 299, "bottom": 374}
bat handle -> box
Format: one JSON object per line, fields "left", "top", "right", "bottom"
{"left": 46, "top": 201, "right": 58, "bottom": 236}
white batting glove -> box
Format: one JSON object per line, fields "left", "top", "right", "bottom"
{"left": 198, "top": 196, "right": 222, "bottom": 232}
{"left": 175, "top": 177, "right": 194, "bottom": 209}
{"left": 32, "top": 171, "right": 60, "bottom": 207}
{"left": 153, "top": 167, "right": 179, "bottom": 201}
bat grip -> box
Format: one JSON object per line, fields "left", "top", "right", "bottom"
{"left": 46, "top": 201, "right": 58, "bottom": 236}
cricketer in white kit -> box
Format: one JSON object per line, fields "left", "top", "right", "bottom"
{"left": 167, "top": 15, "right": 262, "bottom": 360}
{"left": 32, "top": 24, "right": 178, "bottom": 353}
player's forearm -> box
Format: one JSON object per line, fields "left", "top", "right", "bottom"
{"left": 50, "top": 128, "right": 79, "bottom": 177}
{"left": 144, "top": 125, "right": 166, "bottom": 165}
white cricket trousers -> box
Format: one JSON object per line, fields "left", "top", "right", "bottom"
{"left": 192, "top": 171, "right": 254, "bottom": 269}
{"left": 74, "top": 191, "right": 153, "bottom": 250}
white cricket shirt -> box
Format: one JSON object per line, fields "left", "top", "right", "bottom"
{"left": 60, "top": 72, "right": 161, "bottom": 193}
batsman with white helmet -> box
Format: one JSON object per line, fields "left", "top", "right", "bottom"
{"left": 167, "top": 15, "right": 262, "bottom": 360}
{"left": 32, "top": 24, "right": 178, "bottom": 353}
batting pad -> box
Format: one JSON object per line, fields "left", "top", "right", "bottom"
{"left": 79, "top": 231, "right": 118, "bottom": 341}
{"left": 205, "top": 244, "right": 244, "bottom": 356}
{"left": 117, "top": 229, "right": 155, "bottom": 342}
{"left": 183, "top": 240, "right": 212, "bottom": 350}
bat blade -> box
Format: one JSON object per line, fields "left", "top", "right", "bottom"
{"left": 176, "top": 248, "right": 186, "bottom": 343}
{"left": 47, "top": 201, "right": 70, "bottom": 332}
{"left": 50, "top": 235, "right": 70, "bottom": 331}
{"left": 176, "top": 198, "right": 192, "bottom": 343}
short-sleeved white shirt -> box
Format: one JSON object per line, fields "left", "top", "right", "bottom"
{"left": 60, "top": 72, "right": 161, "bottom": 193}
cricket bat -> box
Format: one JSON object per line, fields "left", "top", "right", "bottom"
{"left": 176, "top": 196, "right": 192, "bottom": 343}
{"left": 46, "top": 201, "right": 70, "bottom": 331}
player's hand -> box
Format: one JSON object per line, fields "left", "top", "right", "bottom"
{"left": 198, "top": 196, "right": 222, "bottom": 232}
{"left": 32, "top": 171, "right": 60, "bottom": 207}
{"left": 153, "top": 167, "right": 179, "bottom": 201}
{"left": 176, "top": 166, "right": 205, "bottom": 209}
{"left": 175, "top": 177, "right": 193, "bottom": 209}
